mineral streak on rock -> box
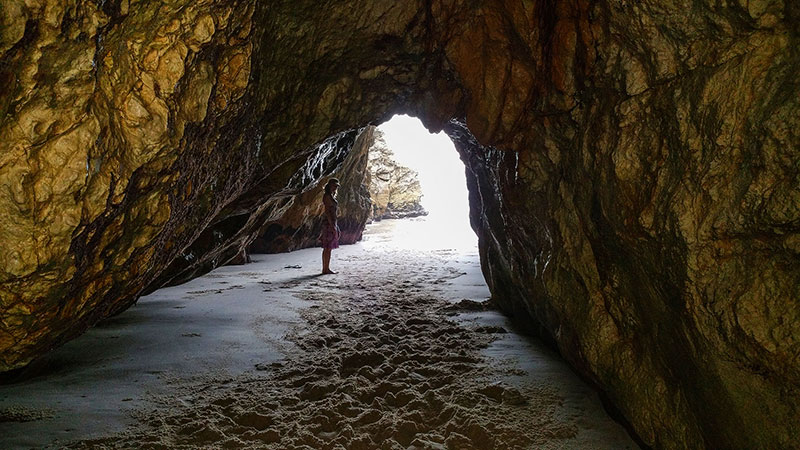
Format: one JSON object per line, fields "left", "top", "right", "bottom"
{"left": 248, "top": 126, "right": 373, "bottom": 254}
{"left": 0, "top": 0, "right": 798, "bottom": 448}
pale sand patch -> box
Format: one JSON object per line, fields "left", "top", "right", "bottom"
{"left": 0, "top": 218, "right": 637, "bottom": 449}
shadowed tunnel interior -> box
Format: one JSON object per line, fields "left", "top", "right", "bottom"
{"left": 0, "top": 1, "right": 798, "bottom": 448}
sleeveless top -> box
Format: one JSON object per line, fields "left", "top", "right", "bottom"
{"left": 323, "top": 193, "right": 338, "bottom": 226}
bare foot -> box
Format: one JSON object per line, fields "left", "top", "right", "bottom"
{"left": 322, "top": 270, "right": 337, "bottom": 275}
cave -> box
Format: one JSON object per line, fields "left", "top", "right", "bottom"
{"left": 0, "top": 1, "right": 798, "bottom": 448}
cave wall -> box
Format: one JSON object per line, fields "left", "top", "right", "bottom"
{"left": 0, "top": 0, "right": 798, "bottom": 448}
{"left": 0, "top": 0, "right": 442, "bottom": 372}
{"left": 249, "top": 126, "right": 373, "bottom": 255}
{"left": 442, "top": 2, "right": 800, "bottom": 449}
{"left": 147, "top": 128, "right": 369, "bottom": 288}
{"left": 1, "top": 0, "right": 266, "bottom": 370}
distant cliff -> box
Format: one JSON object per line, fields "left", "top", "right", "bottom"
{"left": 368, "top": 129, "right": 427, "bottom": 221}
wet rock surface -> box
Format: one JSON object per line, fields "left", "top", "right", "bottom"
{"left": 1, "top": 0, "right": 267, "bottom": 370}
{"left": 249, "top": 127, "right": 373, "bottom": 255}
{"left": 0, "top": 0, "right": 798, "bottom": 448}
{"left": 1, "top": 0, "right": 435, "bottom": 371}
{"left": 444, "top": 3, "right": 800, "bottom": 446}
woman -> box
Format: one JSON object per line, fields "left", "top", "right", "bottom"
{"left": 320, "top": 178, "right": 340, "bottom": 274}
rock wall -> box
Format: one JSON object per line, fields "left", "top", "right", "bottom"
{"left": 148, "top": 129, "right": 368, "bottom": 288}
{"left": 1, "top": 0, "right": 266, "bottom": 370}
{"left": 0, "top": 0, "right": 798, "bottom": 448}
{"left": 0, "top": 0, "right": 440, "bottom": 372}
{"left": 249, "top": 127, "right": 373, "bottom": 254}
{"left": 441, "top": 2, "right": 800, "bottom": 449}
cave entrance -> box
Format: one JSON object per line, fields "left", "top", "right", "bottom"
{"left": 364, "top": 114, "right": 477, "bottom": 253}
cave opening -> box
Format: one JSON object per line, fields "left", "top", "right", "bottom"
{"left": 0, "top": 111, "right": 638, "bottom": 448}
{"left": 367, "top": 114, "right": 476, "bottom": 253}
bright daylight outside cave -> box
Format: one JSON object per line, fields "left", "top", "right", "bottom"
{"left": 0, "top": 1, "right": 798, "bottom": 449}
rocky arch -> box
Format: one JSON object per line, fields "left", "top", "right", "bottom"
{"left": 1, "top": 1, "right": 798, "bottom": 448}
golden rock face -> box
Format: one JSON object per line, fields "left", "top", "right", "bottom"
{"left": 0, "top": 0, "right": 261, "bottom": 372}
{"left": 0, "top": 1, "right": 798, "bottom": 448}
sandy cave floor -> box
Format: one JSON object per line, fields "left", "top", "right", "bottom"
{"left": 0, "top": 218, "right": 637, "bottom": 449}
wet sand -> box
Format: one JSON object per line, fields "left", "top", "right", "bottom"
{"left": 0, "top": 218, "right": 637, "bottom": 449}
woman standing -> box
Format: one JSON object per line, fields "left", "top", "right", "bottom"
{"left": 320, "top": 178, "right": 340, "bottom": 274}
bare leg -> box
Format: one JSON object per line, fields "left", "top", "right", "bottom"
{"left": 322, "top": 248, "right": 334, "bottom": 274}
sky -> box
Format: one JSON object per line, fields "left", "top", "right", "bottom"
{"left": 376, "top": 115, "right": 476, "bottom": 250}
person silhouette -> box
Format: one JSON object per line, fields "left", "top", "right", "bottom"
{"left": 320, "top": 178, "right": 340, "bottom": 274}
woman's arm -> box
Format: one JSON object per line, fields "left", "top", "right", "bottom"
{"left": 324, "top": 194, "right": 337, "bottom": 227}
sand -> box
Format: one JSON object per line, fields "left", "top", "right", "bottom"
{"left": 0, "top": 217, "right": 637, "bottom": 449}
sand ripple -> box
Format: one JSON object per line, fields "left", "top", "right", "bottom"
{"left": 70, "top": 265, "right": 581, "bottom": 449}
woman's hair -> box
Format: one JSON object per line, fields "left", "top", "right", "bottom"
{"left": 324, "top": 178, "right": 340, "bottom": 196}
